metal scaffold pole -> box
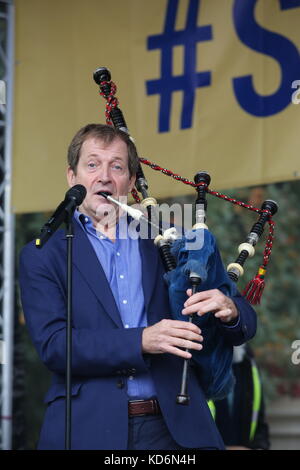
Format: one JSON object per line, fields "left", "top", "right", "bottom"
{"left": 0, "top": 0, "right": 15, "bottom": 450}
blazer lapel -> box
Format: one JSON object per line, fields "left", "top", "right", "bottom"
{"left": 71, "top": 220, "right": 123, "bottom": 328}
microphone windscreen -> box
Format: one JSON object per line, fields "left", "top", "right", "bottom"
{"left": 66, "top": 185, "right": 87, "bottom": 205}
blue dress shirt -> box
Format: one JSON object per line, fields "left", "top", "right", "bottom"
{"left": 74, "top": 210, "right": 157, "bottom": 399}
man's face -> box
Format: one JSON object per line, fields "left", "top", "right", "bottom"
{"left": 67, "top": 136, "right": 135, "bottom": 226}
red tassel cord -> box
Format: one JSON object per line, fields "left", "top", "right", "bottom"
{"left": 243, "top": 266, "right": 266, "bottom": 305}
{"left": 243, "top": 220, "right": 275, "bottom": 305}
{"left": 99, "top": 80, "right": 118, "bottom": 126}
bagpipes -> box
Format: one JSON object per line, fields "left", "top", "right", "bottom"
{"left": 93, "top": 67, "right": 278, "bottom": 404}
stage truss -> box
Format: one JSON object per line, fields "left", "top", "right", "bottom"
{"left": 0, "top": 0, "right": 15, "bottom": 451}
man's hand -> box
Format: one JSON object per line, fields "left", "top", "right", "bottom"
{"left": 181, "top": 289, "right": 239, "bottom": 324}
{"left": 142, "top": 319, "right": 203, "bottom": 359}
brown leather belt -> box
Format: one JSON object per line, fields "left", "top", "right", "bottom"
{"left": 128, "top": 398, "right": 161, "bottom": 417}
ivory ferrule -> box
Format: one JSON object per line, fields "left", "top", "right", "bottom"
{"left": 227, "top": 262, "right": 244, "bottom": 277}
{"left": 238, "top": 243, "right": 255, "bottom": 258}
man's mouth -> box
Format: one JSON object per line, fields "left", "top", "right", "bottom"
{"left": 96, "top": 191, "right": 113, "bottom": 197}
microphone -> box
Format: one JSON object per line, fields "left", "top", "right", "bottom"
{"left": 35, "top": 185, "right": 86, "bottom": 248}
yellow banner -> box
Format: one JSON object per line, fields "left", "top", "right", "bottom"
{"left": 13, "top": 0, "right": 300, "bottom": 213}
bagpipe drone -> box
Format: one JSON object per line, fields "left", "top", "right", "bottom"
{"left": 93, "top": 67, "right": 278, "bottom": 405}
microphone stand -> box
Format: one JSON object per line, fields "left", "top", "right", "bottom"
{"left": 65, "top": 207, "right": 74, "bottom": 450}
{"left": 35, "top": 185, "right": 86, "bottom": 449}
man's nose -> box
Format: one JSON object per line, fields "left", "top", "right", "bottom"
{"left": 97, "top": 165, "right": 112, "bottom": 183}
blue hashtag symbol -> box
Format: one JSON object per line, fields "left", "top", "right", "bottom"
{"left": 146, "top": 0, "right": 212, "bottom": 132}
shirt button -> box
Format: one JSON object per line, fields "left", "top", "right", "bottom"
{"left": 120, "top": 275, "right": 124, "bottom": 279}
{"left": 116, "top": 252, "right": 120, "bottom": 256}
{"left": 122, "top": 300, "right": 128, "bottom": 304}
{"left": 85, "top": 218, "right": 89, "bottom": 223}
{"left": 125, "top": 324, "right": 129, "bottom": 328}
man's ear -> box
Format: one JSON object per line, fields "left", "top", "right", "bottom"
{"left": 67, "top": 167, "right": 76, "bottom": 188}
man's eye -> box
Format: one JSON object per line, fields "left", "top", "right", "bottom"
{"left": 87, "top": 162, "right": 96, "bottom": 169}
{"left": 112, "top": 164, "right": 123, "bottom": 171}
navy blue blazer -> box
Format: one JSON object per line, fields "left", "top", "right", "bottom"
{"left": 19, "top": 219, "right": 257, "bottom": 450}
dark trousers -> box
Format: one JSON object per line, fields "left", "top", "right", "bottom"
{"left": 127, "top": 414, "right": 218, "bottom": 450}
{"left": 127, "top": 415, "right": 183, "bottom": 450}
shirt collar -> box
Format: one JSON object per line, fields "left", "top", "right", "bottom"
{"left": 74, "top": 209, "right": 131, "bottom": 240}
{"left": 74, "top": 209, "right": 92, "bottom": 229}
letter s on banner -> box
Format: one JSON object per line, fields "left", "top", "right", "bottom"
{"left": 232, "top": 0, "right": 300, "bottom": 117}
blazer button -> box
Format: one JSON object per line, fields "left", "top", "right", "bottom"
{"left": 117, "top": 378, "right": 124, "bottom": 389}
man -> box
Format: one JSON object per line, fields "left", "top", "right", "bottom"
{"left": 19, "top": 123, "right": 257, "bottom": 450}
{"left": 211, "top": 344, "right": 270, "bottom": 450}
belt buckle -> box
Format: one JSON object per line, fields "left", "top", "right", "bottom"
{"left": 129, "top": 399, "right": 156, "bottom": 417}
{"left": 129, "top": 399, "right": 146, "bottom": 418}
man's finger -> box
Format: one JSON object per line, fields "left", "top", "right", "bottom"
{"left": 183, "top": 291, "right": 219, "bottom": 308}
{"left": 181, "top": 300, "right": 218, "bottom": 316}
{"left": 169, "top": 329, "right": 203, "bottom": 343}
{"left": 166, "top": 319, "right": 201, "bottom": 334}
